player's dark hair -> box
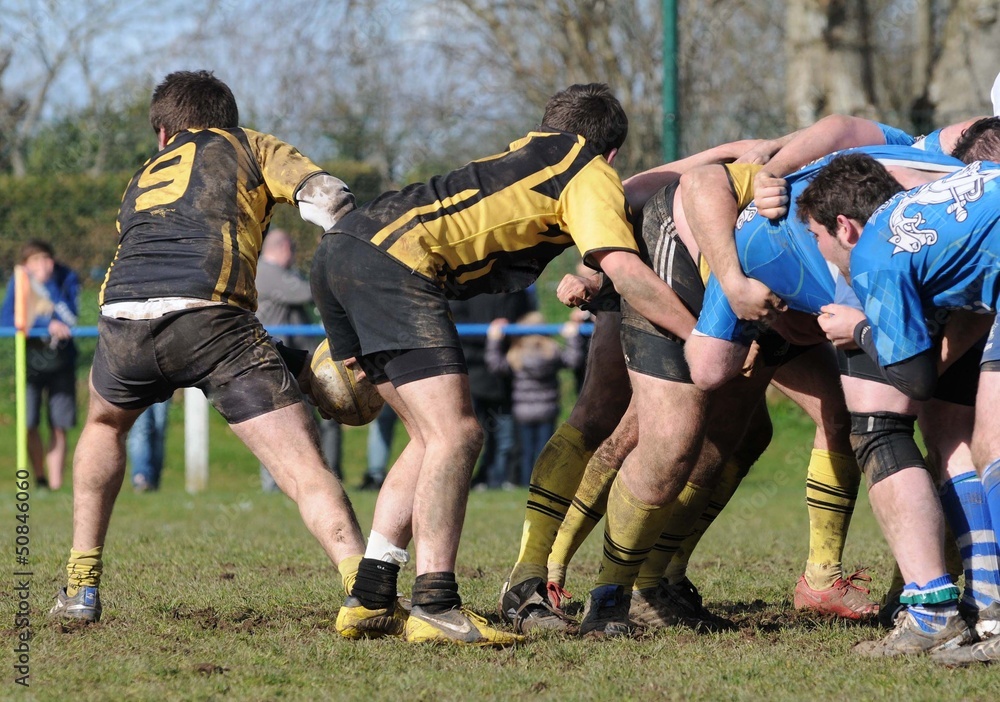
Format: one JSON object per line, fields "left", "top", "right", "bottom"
{"left": 149, "top": 70, "right": 239, "bottom": 138}
{"left": 541, "top": 83, "right": 628, "bottom": 154}
{"left": 18, "top": 239, "right": 54, "bottom": 264}
{"left": 796, "top": 154, "right": 903, "bottom": 234}
{"left": 951, "top": 116, "right": 1000, "bottom": 163}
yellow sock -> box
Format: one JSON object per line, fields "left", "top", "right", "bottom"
{"left": 595, "top": 478, "right": 671, "bottom": 589}
{"left": 338, "top": 554, "right": 362, "bottom": 596}
{"left": 547, "top": 443, "right": 621, "bottom": 586}
{"left": 665, "top": 459, "right": 745, "bottom": 584}
{"left": 66, "top": 546, "right": 103, "bottom": 596}
{"left": 635, "top": 481, "right": 713, "bottom": 591}
{"left": 804, "top": 449, "right": 860, "bottom": 590}
{"left": 509, "top": 423, "right": 593, "bottom": 587}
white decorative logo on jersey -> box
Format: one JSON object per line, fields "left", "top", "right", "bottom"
{"left": 888, "top": 162, "right": 1000, "bottom": 254}
{"left": 735, "top": 202, "right": 757, "bottom": 230}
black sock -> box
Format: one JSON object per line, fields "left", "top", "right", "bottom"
{"left": 350, "top": 558, "right": 399, "bottom": 609}
{"left": 411, "top": 572, "right": 462, "bottom": 614}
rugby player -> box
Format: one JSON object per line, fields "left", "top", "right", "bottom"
{"left": 684, "top": 122, "right": 1000, "bottom": 656}
{"left": 794, "top": 148, "right": 1000, "bottom": 664}
{"left": 48, "top": 71, "right": 368, "bottom": 625}
{"left": 310, "top": 84, "right": 700, "bottom": 646}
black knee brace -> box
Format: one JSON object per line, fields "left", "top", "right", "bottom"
{"left": 849, "top": 412, "right": 926, "bottom": 488}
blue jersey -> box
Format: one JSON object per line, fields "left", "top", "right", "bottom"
{"left": 695, "top": 145, "right": 964, "bottom": 343}
{"left": 851, "top": 160, "right": 1000, "bottom": 365}
{"left": 912, "top": 129, "right": 945, "bottom": 154}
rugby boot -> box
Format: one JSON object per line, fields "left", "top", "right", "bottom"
{"left": 931, "top": 635, "right": 1000, "bottom": 666}
{"left": 793, "top": 570, "right": 879, "bottom": 620}
{"left": 852, "top": 610, "right": 971, "bottom": 657}
{"left": 960, "top": 599, "right": 1000, "bottom": 641}
{"left": 630, "top": 579, "right": 732, "bottom": 633}
{"left": 405, "top": 605, "right": 523, "bottom": 647}
{"left": 49, "top": 586, "right": 102, "bottom": 623}
{"left": 499, "top": 577, "right": 577, "bottom": 634}
{"left": 579, "top": 585, "right": 633, "bottom": 637}
{"left": 336, "top": 596, "right": 408, "bottom": 639}
{"left": 662, "top": 577, "right": 734, "bottom": 631}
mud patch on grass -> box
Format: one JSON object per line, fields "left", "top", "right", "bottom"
{"left": 194, "top": 663, "right": 228, "bottom": 676}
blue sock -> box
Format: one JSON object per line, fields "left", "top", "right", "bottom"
{"left": 939, "top": 471, "right": 1000, "bottom": 608}
{"left": 901, "top": 575, "right": 959, "bottom": 633}
{"left": 985, "top": 460, "right": 1000, "bottom": 558}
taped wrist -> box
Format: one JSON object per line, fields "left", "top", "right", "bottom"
{"left": 350, "top": 558, "right": 399, "bottom": 609}
{"left": 411, "top": 572, "right": 462, "bottom": 614}
{"left": 849, "top": 412, "right": 926, "bottom": 488}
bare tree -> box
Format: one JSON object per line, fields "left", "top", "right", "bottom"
{"left": 924, "top": 0, "right": 1000, "bottom": 125}
{"left": 785, "top": 0, "right": 878, "bottom": 129}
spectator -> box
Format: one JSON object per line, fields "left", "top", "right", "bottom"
{"left": 450, "top": 291, "right": 534, "bottom": 489}
{"left": 256, "top": 228, "right": 342, "bottom": 492}
{"left": 486, "top": 311, "right": 586, "bottom": 486}
{"left": 1, "top": 240, "right": 80, "bottom": 490}
{"left": 128, "top": 399, "right": 171, "bottom": 492}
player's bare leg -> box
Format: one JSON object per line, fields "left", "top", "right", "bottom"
{"left": 50, "top": 378, "right": 143, "bottom": 622}
{"left": 230, "top": 402, "right": 366, "bottom": 568}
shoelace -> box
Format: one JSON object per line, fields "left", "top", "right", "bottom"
{"left": 840, "top": 568, "right": 873, "bottom": 595}
{"left": 546, "top": 582, "right": 572, "bottom": 611}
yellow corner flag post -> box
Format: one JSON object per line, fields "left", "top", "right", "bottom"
{"left": 13, "top": 265, "right": 30, "bottom": 477}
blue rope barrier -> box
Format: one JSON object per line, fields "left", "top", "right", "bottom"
{"left": 0, "top": 322, "right": 593, "bottom": 339}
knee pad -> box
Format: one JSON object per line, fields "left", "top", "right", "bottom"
{"left": 849, "top": 412, "right": 926, "bottom": 488}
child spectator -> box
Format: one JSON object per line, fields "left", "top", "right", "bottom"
{"left": 1, "top": 240, "right": 81, "bottom": 490}
{"left": 486, "top": 311, "right": 586, "bottom": 486}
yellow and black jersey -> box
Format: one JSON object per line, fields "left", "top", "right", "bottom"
{"left": 101, "top": 128, "right": 324, "bottom": 311}
{"left": 332, "top": 130, "right": 638, "bottom": 299}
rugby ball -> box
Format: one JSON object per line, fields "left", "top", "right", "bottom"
{"left": 308, "top": 339, "right": 384, "bottom": 426}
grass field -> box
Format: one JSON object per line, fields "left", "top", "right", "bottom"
{"left": 2, "top": 285, "right": 999, "bottom": 700}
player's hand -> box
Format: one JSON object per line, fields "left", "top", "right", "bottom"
{"left": 722, "top": 276, "right": 786, "bottom": 323}
{"left": 487, "top": 318, "right": 508, "bottom": 341}
{"left": 557, "top": 274, "right": 596, "bottom": 307}
{"left": 734, "top": 139, "right": 781, "bottom": 166}
{"left": 769, "top": 310, "right": 827, "bottom": 346}
{"left": 818, "top": 304, "right": 866, "bottom": 349}
{"left": 753, "top": 171, "right": 790, "bottom": 220}
{"left": 48, "top": 319, "right": 72, "bottom": 341}
{"left": 344, "top": 356, "right": 367, "bottom": 382}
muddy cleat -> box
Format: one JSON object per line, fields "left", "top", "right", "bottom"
{"left": 579, "top": 585, "right": 633, "bottom": 637}
{"left": 405, "top": 605, "right": 523, "bottom": 647}
{"left": 336, "top": 596, "right": 408, "bottom": 639}
{"left": 629, "top": 580, "right": 732, "bottom": 633}
{"left": 662, "top": 578, "right": 734, "bottom": 631}
{"left": 794, "top": 570, "right": 879, "bottom": 620}
{"left": 49, "top": 587, "right": 102, "bottom": 623}
{"left": 499, "top": 577, "right": 577, "bottom": 634}
{"left": 960, "top": 600, "right": 1000, "bottom": 641}
{"left": 853, "top": 610, "right": 971, "bottom": 657}
{"left": 931, "top": 635, "right": 1000, "bottom": 666}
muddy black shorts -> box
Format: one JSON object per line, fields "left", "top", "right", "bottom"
{"left": 581, "top": 274, "right": 621, "bottom": 314}
{"left": 91, "top": 306, "right": 301, "bottom": 423}
{"left": 837, "top": 339, "right": 982, "bottom": 407}
{"left": 311, "top": 234, "right": 466, "bottom": 385}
